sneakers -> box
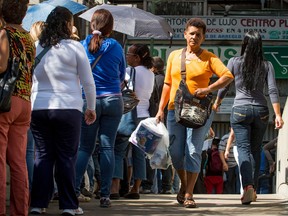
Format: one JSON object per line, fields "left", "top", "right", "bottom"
{"left": 81, "top": 188, "right": 93, "bottom": 198}
{"left": 160, "top": 189, "right": 173, "bottom": 194}
{"left": 30, "top": 208, "right": 46, "bottom": 214}
{"left": 100, "top": 197, "right": 111, "bottom": 208}
{"left": 77, "top": 193, "right": 91, "bottom": 202}
{"left": 241, "top": 185, "right": 254, "bottom": 205}
{"left": 140, "top": 189, "right": 151, "bottom": 194}
{"left": 62, "top": 207, "right": 84, "bottom": 215}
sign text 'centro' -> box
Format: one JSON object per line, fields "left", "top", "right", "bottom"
{"left": 165, "top": 16, "right": 288, "bottom": 40}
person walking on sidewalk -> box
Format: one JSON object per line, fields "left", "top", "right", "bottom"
{"left": 155, "top": 17, "right": 234, "bottom": 208}
{"left": 216, "top": 30, "right": 284, "bottom": 205}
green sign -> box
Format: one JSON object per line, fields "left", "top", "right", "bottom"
{"left": 263, "top": 47, "right": 288, "bottom": 79}
{"left": 149, "top": 45, "right": 288, "bottom": 79}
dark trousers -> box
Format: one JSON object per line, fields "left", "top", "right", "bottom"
{"left": 223, "top": 165, "right": 240, "bottom": 194}
{"left": 141, "top": 159, "right": 172, "bottom": 192}
{"left": 30, "top": 109, "right": 82, "bottom": 209}
{"left": 141, "top": 158, "right": 155, "bottom": 190}
{"left": 159, "top": 165, "right": 173, "bottom": 192}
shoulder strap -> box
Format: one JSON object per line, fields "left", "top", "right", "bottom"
{"left": 34, "top": 46, "right": 52, "bottom": 68}
{"left": 91, "top": 54, "right": 102, "bottom": 70}
{"left": 181, "top": 48, "right": 212, "bottom": 88}
{"left": 123, "top": 67, "right": 136, "bottom": 91}
{"left": 180, "top": 48, "right": 186, "bottom": 81}
{"left": 127, "top": 67, "right": 136, "bottom": 91}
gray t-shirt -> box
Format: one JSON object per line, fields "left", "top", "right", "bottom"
{"left": 218, "top": 133, "right": 237, "bottom": 168}
{"left": 217, "top": 57, "right": 279, "bottom": 107}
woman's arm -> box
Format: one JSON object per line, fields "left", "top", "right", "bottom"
{"left": 263, "top": 137, "right": 277, "bottom": 166}
{"left": 194, "top": 75, "right": 233, "bottom": 97}
{"left": 0, "top": 29, "right": 9, "bottom": 73}
{"left": 272, "top": 102, "right": 284, "bottom": 129}
{"left": 225, "top": 128, "right": 235, "bottom": 159}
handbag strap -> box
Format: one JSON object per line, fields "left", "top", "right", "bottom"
{"left": 180, "top": 47, "right": 210, "bottom": 87}
{"left": 91, "top": 54, "right": 102, "bottom": 70}
{"left": 34, "top": 46, "right": 52, "bottom": 68}
{"left": 127, "top": 67, "right": 136, "bottom": 91}
{"left": 180, "top": 48, "right": 187, "bottom": 81}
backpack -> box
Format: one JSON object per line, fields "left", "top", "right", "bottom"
{"left": 208, "top": 149, "right": 223, "bottom": 174}
{"left": 148, "top": 74, "right": 164, "bottom": 117}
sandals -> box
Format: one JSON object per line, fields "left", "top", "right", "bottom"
{"left": 183, "top": 197, "right": 197, "bottom": 208}
{"left": 176, "top": 190, "right": 185, "bottom": 204}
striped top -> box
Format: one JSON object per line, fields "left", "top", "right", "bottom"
{"left": 218, "top": 133, "right": 238, "bottom": 168}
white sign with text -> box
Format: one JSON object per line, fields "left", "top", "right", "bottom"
{"left": 164, "top": 16, "right": 288, "bottom": 40}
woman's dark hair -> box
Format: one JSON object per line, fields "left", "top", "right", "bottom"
{"left": 133, "top": 44, "right": 153, "bottom": 69}
{"left": 185, "top": 18, "right": 206, "bottom": 35}
{"left": 39, "top": 6, "right": 73, "bottom": 47}
{"left": 240, "top": 30, "right": 267, "bottom": 91}
{"left": 2, "top": 0, "right": 29, "bottom": 24}
{"left": 89, "top": 9, "right": 113, "bottom": 53}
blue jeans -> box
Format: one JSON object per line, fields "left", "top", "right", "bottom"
{"left": 230, "top": 105, "right": 269, "bottom": 190}
{"left": 26, "top": 128, "right": 34, "bottom": 192}
{"left": 167, "top": 110, "right": 214, "bottom": 173}
{"left": 75, "top": 95, "right": 123, "bottom": 198}
{"left": 113, "top": 110, "right": 146, "bottom": 180}
{"left": 86, "top": 156, "right": 95, "bottom": 191}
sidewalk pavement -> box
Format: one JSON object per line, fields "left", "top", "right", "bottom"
{"left": 19, "top": 193, "right": 288, "bottom": 216}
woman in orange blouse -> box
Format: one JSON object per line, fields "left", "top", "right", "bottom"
{"left": 156, "top": 18, "right": 234, "bottom": 208}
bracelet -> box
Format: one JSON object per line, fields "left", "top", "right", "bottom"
{"left": 214, "top": 102, "right": 221, "bottom": 106}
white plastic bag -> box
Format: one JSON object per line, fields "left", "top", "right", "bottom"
{"left": 149, "top": 122, "right": 172, "bottom": 170}
{"left": 129, "top": 118, "right": 164, "bottom": 156}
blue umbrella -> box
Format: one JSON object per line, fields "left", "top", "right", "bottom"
{"left": 22, "top": 0, "right": 87, "bottom": 31}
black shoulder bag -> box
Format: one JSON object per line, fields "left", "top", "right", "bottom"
{"left": 0, "top": 29, "right": 20, "bottom": 113}
{"left": 174, "top": 48, "right": 213, "bottom": 128}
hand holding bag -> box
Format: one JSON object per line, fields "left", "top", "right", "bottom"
{"left": 0, "top": 29, "right": 20, "bottom": 113}
{"left": 174, "top": 48, "right": 213, "bottom": 128}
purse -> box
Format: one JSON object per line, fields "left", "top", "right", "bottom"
{"left": 174, "top": 48, "right": 213, "bottom": 129}
{"left": 0, "top": 29, "right": 20, "bottom": 113}
{"left": 122, "top": 67, "right": 139, "bottom": 114}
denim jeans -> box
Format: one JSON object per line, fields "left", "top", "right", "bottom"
{"left": 230, "top": 105, "right": 269, "bottom": 190}
{"left": 26, "top": 128, "right": 34, "bottom": 192}
{"left": 167, "top": 110, "right": 214, "bottom": 173}
{"left": 155, "top": 165, "right": 173, "bottom": 193}
{"left": 223, "top": 165, "right": 240, "bottom": 194}
{"left": 86, "top": 156, "right": 95, "bottom": 191}
{"left": 113, "top": 110, "right": 146, "bottom": 181}
{"left": 75, "top": 95, "right": 123, "bottom": 198}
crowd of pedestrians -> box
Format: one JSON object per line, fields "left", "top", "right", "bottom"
{"left": 0, "top": 2, "right": 284, "bottom": 216}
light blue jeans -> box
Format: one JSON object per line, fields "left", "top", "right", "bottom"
{"left": 230, "top": 105, "right": 269, "bottom": 190}
{"left": 75, "top": 95, "right": 123, "bottom": 198}
{"left": 113, "top": 110, "right": 146, "bottom": 181}
{"left": 167, "top": 110, "right": 215, "bottom": 173}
